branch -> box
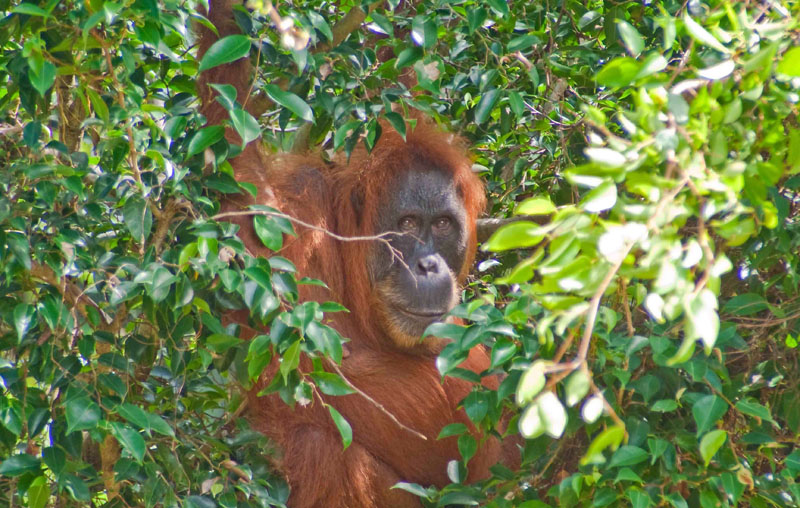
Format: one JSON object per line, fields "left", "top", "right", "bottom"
{"left": 328, "top": 361, "right": 428, "bottom": 441}
{"left": 211, "top": 208, "right": 412, "bottom": 273}
{"left": 314, "top": 1, "right": 382, "bottom": 53}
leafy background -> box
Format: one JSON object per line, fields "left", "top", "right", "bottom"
{"left": 0, "top": 0, "right": 799, "bottom": 506}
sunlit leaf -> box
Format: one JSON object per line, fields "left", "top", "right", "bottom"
{"left": 699, "top": 429, "right": 727, "bottom": 466}
{"left": 683, "top": 13, "right": 730, "bottom": 53}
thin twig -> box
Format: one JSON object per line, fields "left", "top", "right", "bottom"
{"left": 212, "top": 208, "right": 411, "bottom": 272}
{"left": 328, "top": 361, "right": 428, "bottom": 441}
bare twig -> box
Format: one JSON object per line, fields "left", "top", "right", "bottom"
{"left": 328, "top": 361, "right": 428, "bottom": 441}
{"left": 212, "top": 208, "right": 411, "bottom": 272}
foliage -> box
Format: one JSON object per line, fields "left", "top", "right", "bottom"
{"left": 0, "top": 0, "right": 799, "bottom": 507}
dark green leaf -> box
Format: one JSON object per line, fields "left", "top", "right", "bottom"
{"left": 28, "top": 58, "right": 56, "bottom": 96}
{"left": 110, "top": 422, "right": 146, "bottom": 463}
{"left": 692, "top": 395, "right": 727, "bottom": 436}
{"left": 474, "top": 89, "right": 500, "bottom": 124}
{"left": 0, "top": 454, "right": 40, "bottom": 476}
{"left": 328, "top": 405, "right": 352, "bottom": 449}
{"left": 310, "top": 372, "right": 355, "bottom": 396}
{"left": 722, "top": 293, "right": 769, "bottom": 316}
{"left": 198, "top": 35, "right": 251, "bottom": 71}
{"left": 734, "top": 398, "right": 775, "bottom": 424}
{"left": 65, "top": 397, "right": 101, "bottom": 433}
{"left": 608, "top": 445, "right": 648, "bottom": 468}
{"left": 13, "top": 303, "right": 35, "bottom": 342}
{"left": 186, "top": 125, "right": 225, "bottom": 158}
{"left": 265, "top": 85, "right": 314, "bottom": 123}
{"left": 122, "top": 197, "right": 153, "bottom": 244}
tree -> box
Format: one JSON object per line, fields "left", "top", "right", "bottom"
{"left": 0, "top": 0, "right": 798, "bottom": 506}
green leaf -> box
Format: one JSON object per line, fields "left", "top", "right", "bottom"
{"left": 458, "top": 433, "right": 477, "bottom": 462}
{"left": 7, "top": 233, "right": 31, "bottom": 269}
{"left": 186, "top": 125, "right": 225, "bottom": 158}
{"left": 699, "top": 429, "right": 727, "bottom": 467}
{"left": 692, "top": 395, "right": 727, "bottom": 436}
{"left": 595, "top": 57, "right": 640, "bottom": 87}
{"left": 467, "top": 7, "right": 487, "bottom": 33}
{"left": 87, "top": 88, "right": 110, "bottom": 125}
{"left": 65, "top": 397, "right": 101, "bottom": 433}
{"left": 722, "top": 293, "right": 769, "bottom": 316}
{"left": 635, "top": 52, "right": 668, "bottom": 78}
{"left": 508, "top": 35, "right": 539, "bottom": 52}
{"left": 617, "top": 21, "right": 644, "bottom": 56}
{"left": 581, "top": 180, "right": 617, "bottom": 213}
{"left": 198, "top": 35, "right": 251, "bottom": 71}
{"left": 486, "top": 0, "right": 509, "bottom": 18}
{"left": 328, "top": 405, "right": 352, "bottom": 449}
{"left": 145, "top": 412, "right": 174, "bottom": 437}
{"left": 0, "top": 454, "right": 40, "bottom": 476}
{"left": 438, "top": 423, "right": 469, "bottom": 439}
{"left": 682, "top": 13, "right": 729, "bottom": 53}
{"left": 13, "top": 303, "right": 35, "bottom": 343}
{"left": 147, "top": 265, "right": 175, "bottom": 303}
{"left": 463, "top": 391, "right": 489, "bottom": 423}
{"left": 27, "top": 476, "right": 49, "bottom": 508}
{"left": 490, "top": 338, "right": 517, "bottom": 368}
{"left": 507, "top": 91, "right": 525, "bottom": 117}
{"left": 384, "top": 112, "right": 406, "bottom": 140}
{"left": 584, "top": 147, "right": 626, "bottom": 168}
{"left": 122, "top": 196, "right": 153, "bottom": 244}
{"left": 536, "top": 391, "right": 567, "bottom": 438}
{"left": 279, "top": 340, "right": 301, "bottom": 382}
{"left": 651, "top": 399, "right": 678, "bottom": 412}
{"left": 12, "top": 4, "right": 50, "bottom": 16}
{"left": 484, "top": 221, "right": 544, "bottom": 251}
{"left": 253, "top": 215, "right": 283, "bottom": 251}
{"left": 608, "top": 445, "right": 648, "bottom": 468}
{"left": 581, "top": 425, "right": 625, "bottom": 465}
{"left": 229, "top": 108, "right": 261, "bottom": 145}
{"left": 411, "top": 15, "right": 436, "bottom": 48}
{"left": 516, "top": 197, "right": 555, "bottom": 216}
{"left": 117, "top": 403, "right": 150, "bottom": 430}
{"left": 28, "top": 58, "right": 56, "bottom": 97}
{"left": 785, "top": 450, "right": 800, "bottom": 472}
{"left": 516, "top": 360, "right": 547, "bottom": 406}
{"left": 474, "top": 89, "right": 500, "bottom": 124}
{"left": 777, "top": 46, "right": 800, "bottom": 77}
{"left": 627, "top": 488, "right": 653, "bottom": 508}
{"left": 309, "top": 372, "right": 355, "bottom": 396}
{"left": 369, "top": 11, "right": 393, "bottom": 37}
{"left": 206, "top": 333, "right": 242, "bottom": 353}
{"left": 734, "top": 398, "right": 776, "bottom": 425}
{"left": 396, "top": 46, "right": 424, "bottom": 69}
{"left": 565, "top": 370, "right": 591, "bottom": 407}
{"left": 62, "top": 474, "right": 90, "bottom": 501}
{"left": 110, "top": 422, "right": 146, "bottom": 463}
{"left": 265, "top": 84, "right": 314, "bottom": 123}
{"left": 684, "top": 289, "right": 719, "bottom": 353}
{"left": 392, "top": 482, "right": 433, "bottom": 499}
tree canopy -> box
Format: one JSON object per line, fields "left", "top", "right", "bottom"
{"left": 1, "top": 0, "right": 799, "bottom": 506}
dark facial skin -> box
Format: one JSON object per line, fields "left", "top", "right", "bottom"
{"left": 371, "top": 167, "right": 468, "bottom": 348}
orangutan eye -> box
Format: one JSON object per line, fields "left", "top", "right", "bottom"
{"left": 432, "top": 216, "right": 452, "bottom": 233}
{"left": 398, "top": 216, "right": 418, "bottom": 232}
